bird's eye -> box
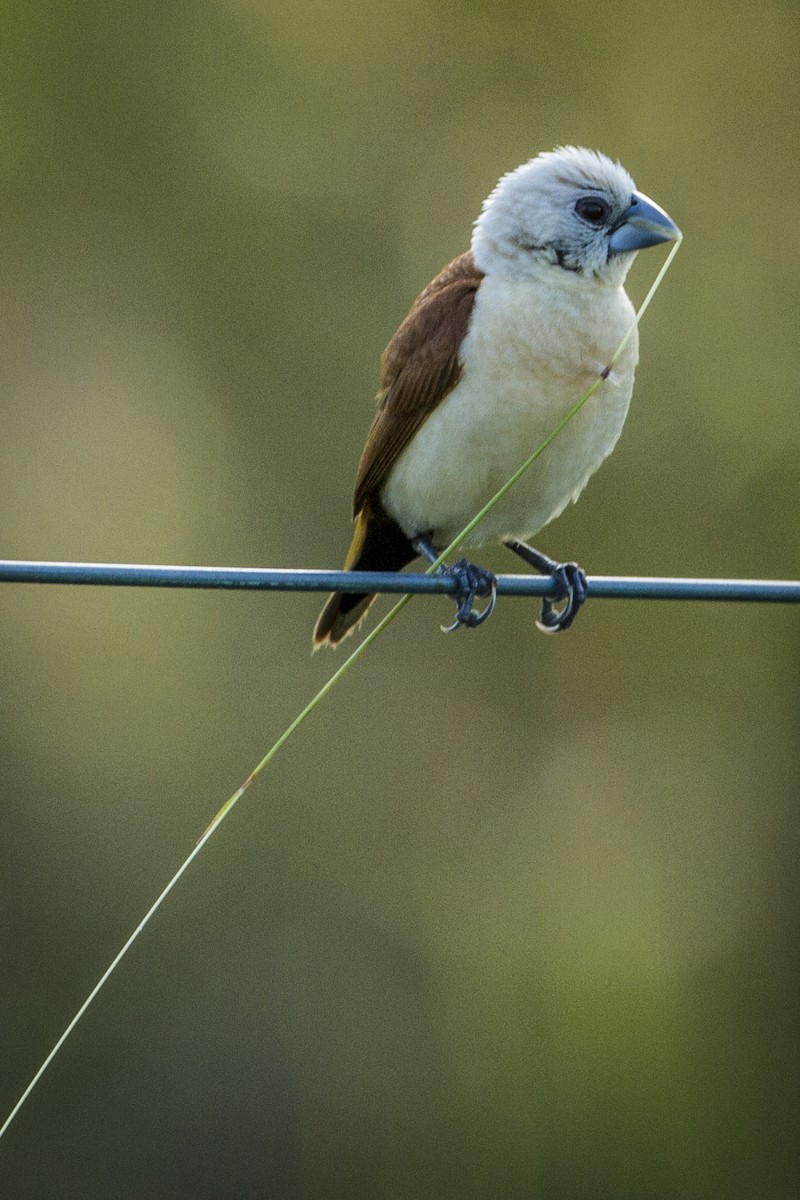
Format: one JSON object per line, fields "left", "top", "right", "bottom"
{"left": 575, "top": 197, "right": 610, "bottom": 226}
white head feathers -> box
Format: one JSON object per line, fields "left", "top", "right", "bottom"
{"left": 472, "top": 146, "right": 639, "bottom": 285}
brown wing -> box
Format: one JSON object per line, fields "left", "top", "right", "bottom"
{"left": 352, "top": 251, "right": 484, "bottom": 518}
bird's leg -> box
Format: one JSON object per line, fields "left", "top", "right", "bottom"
{"left": 503, "top": 538, "right": 587, "bottom": 633}
{"left": 413, "top": 535, "right": 497, "bottom": 633}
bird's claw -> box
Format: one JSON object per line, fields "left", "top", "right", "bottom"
{"left": 536, "top": 561, "right": 587, "bottom": 633}
{"left": 439, "top": 558, "right": 498, "bottom": 633}
{"left": 500, "top": 540, "right": 588, "bottom": 635}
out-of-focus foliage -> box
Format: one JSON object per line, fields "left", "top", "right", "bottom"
{"left": 1, "top": 2, "right": 798, "bottom": 1196}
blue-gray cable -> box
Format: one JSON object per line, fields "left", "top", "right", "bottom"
{"left": 0, "top": 561, "right": 798, "bottom": 603}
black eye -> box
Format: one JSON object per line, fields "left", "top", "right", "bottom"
{"left": 575, "top": 196, "right": 610, "bottom": 226}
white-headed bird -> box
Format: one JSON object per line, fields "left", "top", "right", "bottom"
{"left": 314, "top": 146, "right": 679, "bottom": 648}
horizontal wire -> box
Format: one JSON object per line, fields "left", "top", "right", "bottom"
{"left": 0, "top": 560, "right": 798, "bottom": 602}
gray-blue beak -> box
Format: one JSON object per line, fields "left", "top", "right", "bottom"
{"left": 608, "top": 190, "right": 680, "bottom": 255}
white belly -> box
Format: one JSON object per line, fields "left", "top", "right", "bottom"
{"left": 381, "top": 273, "right": 639, "bottom": 548}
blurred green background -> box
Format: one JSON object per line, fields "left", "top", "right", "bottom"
{"left": 1, "top": 1, "right": 798, "bottom": 1196}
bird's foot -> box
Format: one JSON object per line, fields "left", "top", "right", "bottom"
{"left": 439, "top": 558, "right": 497, "bottom": 633}
{"left": 503, "top": 539, "right": 587, "bottom": 633}
{"left": 412, "top": 536, "right": 497, "bottom": 633}
{"left": 536, "top": 561, "right": 587, "bottom": 633}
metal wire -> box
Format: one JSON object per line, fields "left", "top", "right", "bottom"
{"left": 0, "top": 560, "right": 798, "bottom": 603}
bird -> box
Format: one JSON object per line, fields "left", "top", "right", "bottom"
{"left": 313, "top": 146, "right": 679, "bottom": 648}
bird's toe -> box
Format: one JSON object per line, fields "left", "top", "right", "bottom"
{"left": 536, "top": 562, "right": 587, "bottom": 633}
{"left": 440, "top": 559, "right": 497, "bottom": 633}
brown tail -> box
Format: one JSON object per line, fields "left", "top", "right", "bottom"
{"left": 313, "top": 504, "right": 416, "bottom": 648}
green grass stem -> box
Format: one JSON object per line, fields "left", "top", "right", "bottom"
{"left": 0, "top": 235, "right": 681, "bottom": 1143}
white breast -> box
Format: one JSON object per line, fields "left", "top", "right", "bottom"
{"left": 380, "top": 271, "right": 639, "bottom": 548}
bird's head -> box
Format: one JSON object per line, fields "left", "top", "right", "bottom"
{"left": 471, "top": 145, "right": 680, "bottom": 286}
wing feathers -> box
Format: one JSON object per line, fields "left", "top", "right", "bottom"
{"left": 352, "top": 252, "right": 483, "bottom": 518}
{"left": 313, "top": 252, "right": 484, "bottom": 648}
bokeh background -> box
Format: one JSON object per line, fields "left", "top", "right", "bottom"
{"left": 2, "top": 2, "right": 799, "bottom": 1196}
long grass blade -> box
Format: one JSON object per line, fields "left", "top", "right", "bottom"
{"left": 0, "top": 236, "right": 681, "bottom": 1142}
